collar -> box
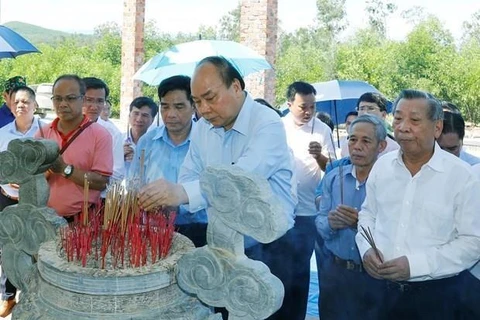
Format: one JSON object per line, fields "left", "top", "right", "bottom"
{"left": 152, "top": 121, "right": 195, "bottom": 147}
{"left": 283, "top": 112, "right": 316, "bottom": 131}
{"left": 208, "top": 92, "right": 251, "bottom": 136}
{"left": 51, "top": 115, "right": 90, "bottom": 141}
{"left": 395, "top": 142, "right": 445, "bottom": 173}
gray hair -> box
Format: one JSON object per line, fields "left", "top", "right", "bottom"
{"left": 392, "top": 89, "right": 444, "bottom": 121}
{"left": 348, "top": 114, "right": 387, "bottom": 143}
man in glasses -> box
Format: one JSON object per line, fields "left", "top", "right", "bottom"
{"left": 356, "top": 92, "right": 399, "bottom": 157}
{"left": 36, "top": 74, "right": 113, "bottom": 218}
{"left": 82, "top": 77, "right": 125, "bottom": 188}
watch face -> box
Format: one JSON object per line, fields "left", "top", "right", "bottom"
{"left": 64, "top": 165, "right": 72, "bottom": 175}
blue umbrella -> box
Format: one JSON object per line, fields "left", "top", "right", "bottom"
{"left": 312, "top": 80, "right": 390, "bottom": 147}
{"left": 134, "top": 40, "right": 272, "bottom": 85}
{"left": 313, "top": 80, "right": 390, "bottom": 124}
{"left": 0, "top": 26, "right": 40, "bottom": 59}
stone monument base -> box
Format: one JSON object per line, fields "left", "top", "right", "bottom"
{"left": 13, "top": 233, "right": 213, "bottom": 320}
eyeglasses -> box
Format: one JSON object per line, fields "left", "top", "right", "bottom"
{"left": 85, "top": 96, "right": 106, "bottom": 106}
{"left": 51, "top": 95, "right": 84, "bottom": 104}
{"left": 357, "top": 106, "right": 381, "bottom": 112}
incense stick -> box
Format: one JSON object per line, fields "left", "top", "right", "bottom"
{"left": 360, "top": 226, "right": 383, "bottom": 263}
{"left": 311, "top": 117, "right": 315, "bottom": 134}
{"left": 338, "top": 165, "right": 344, "bottom": 204}
{"left": 329, "top": 133, "right": 338, "bottom": 160}
{"left": 83, "top": 174, "right": 89, "bottom": 226}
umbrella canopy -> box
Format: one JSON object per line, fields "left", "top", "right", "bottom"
{"left": 0, "top": 26, "right": 40, "bottom": 59}
{"left": 312, "top": 80, "right": 390, "bottom": 126}
{"left": 134, "top": 40, "right": 272, "bottom": 85}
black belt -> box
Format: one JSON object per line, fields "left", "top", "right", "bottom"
{"left": 333, "top": 255, "right": 363, "bottom": 272}
{"left": 386, "top": 276, "right": 458, "bottom": 293}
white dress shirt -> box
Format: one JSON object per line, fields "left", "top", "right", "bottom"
{"left": 282, "top": 114, "right": 336, "bottom": 217}
{"left": 97, "top": 117, "right": 125, "bottom": 184}
{"left": 356, "top": 143, "right": 480, "bottom": 281}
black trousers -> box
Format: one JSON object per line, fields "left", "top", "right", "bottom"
{"left": 382, "top": 275, "right": 462, "bottom": 320}
{"left": 320, "top": 252, "right": 385, "bottom": 320}
{"left": 456, "top": 270, "right": 480, "bottom": 319}
{"left": 176, "top": 223, "right": 208, "bottom": 248}
{"left": 265, "top": 216, "right": 315, "bottom": 320}
{"left": 0, "top": 190, "right": 18, "bottom": 300}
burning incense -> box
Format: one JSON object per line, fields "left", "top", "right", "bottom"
{"left": 360, "top": 226, "right": 383, "bottom": 263}
{"left": 311, "top": 116, "right": 315, "bottom": 134}
{"left": 83, "top": 174, "right": 90, "bottom": 226}
{"left": 329, "top": 133, "right": 338, "bottom": 160}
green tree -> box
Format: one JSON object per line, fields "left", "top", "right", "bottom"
{"left": 365, "top": 0, "right": 397, "bottom": 38}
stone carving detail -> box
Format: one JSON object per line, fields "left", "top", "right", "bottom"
{"left": 0, "top": 138, "right": 64, "bottom": 292}
{"left": 177, "top": 166, "right": 289, "bottom": 319}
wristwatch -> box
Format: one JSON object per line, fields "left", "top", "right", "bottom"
{"left": 62, "top": 164, "right": 74, "bottom": 178}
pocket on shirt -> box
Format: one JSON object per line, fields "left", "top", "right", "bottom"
{"left": 415, "top": 201, "right": 454, "bottom": 242}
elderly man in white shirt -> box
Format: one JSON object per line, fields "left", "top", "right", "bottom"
{"left": 356, "top": 89, "right": 480, "bottom": 320}
{"left": 282, "top": 81, "right": 336, "bottom": 320}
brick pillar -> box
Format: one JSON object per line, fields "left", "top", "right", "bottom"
{"left": 120, "top": 0, "right": 145, "bottom": 126}
{"left": 239, "top": 0, "right": 278, "bottom": 104}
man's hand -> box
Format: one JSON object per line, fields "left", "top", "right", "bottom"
{"left": 328, "top": 210, "right": 349, "bottom": 230}
{"left": 378, "top": 256, "right": 410, "bottom": 281}
{"left": 124, "top": 143, "right": 134, "bottom": 162}
{"left": 362, "top": 248, "right": 385, "bottom": 279}
{"left": 49, "top": 154, "right": 67, "bottom": 174}
{"left": 308, "top": 141, "right": 322, "bottom": 159}
{"left": 334, "top": 205, "right": 358, "bottom": 228}
{"left": 138, "top": 179, "right": 188, "bottom": 211}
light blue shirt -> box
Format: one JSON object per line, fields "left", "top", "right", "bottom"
{"left": 179, "top": 93, "right": 297, "bottom": 230}
{"left": 315, "top": 164, "right": 365, "bottom": 264}
{"left": 315, "top": 156, "right": 352, "bottom": 197}
{"left": 460, "top": 150, "right": 480, "bottom": 166}
{"left": 0, "top": 117, "right": 43, "bottom": 151}
{"left": 130, "top": 122, "right": 207, "bottom": 225}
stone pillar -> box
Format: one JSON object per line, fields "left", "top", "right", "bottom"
{"left": 240, "top": 0, "right": 278, "bottom": 104}
{"left": 120, "top": 0, "right": 145, "bottom": 126}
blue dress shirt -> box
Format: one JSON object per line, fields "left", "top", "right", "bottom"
{"left": 0, "top": 103, "right": 15, "bottom": 129}
{"left": 179, "top": 93, "right": 297, "bottom": 229}
{"left": 315, "top": 164, "right": 365, "bottom": 264}
{"left": 315, "top": 156, "right": 352, "bottom": 197}
{"left": 129, "top": 122, "right": 207, "bottom": 225}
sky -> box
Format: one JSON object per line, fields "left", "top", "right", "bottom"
{"left": 1, "top": 0, "right": 479, "bottom": 40}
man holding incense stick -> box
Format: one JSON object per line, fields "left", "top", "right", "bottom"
{"left": 129, "top": 75, "right": 207, "bottom": 248}
{"left": 316, "top": 114, "right": 386, "bottom": 319}
{"left": 356, "top": 90, "right": 480, "bottom": 319}
{"left": 282, "top": 81, "right": 335, "bottom": 319}
{"left": 138, "top": 56, "right": 297, "bottom": 320}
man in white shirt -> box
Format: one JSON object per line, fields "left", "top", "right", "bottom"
{"left": 356, "top": 89, "right": 480, "bottom": 319}
{"left": 282, "top": 81, "right": 335, "bottom": 320}
{"left": 123, "top": 97, "right": 157, "bottom": 177}
{"left": 82, "top": 77, "right": 124, "bottom": 187}
{"left": 356, "top": 92, "right": 399, "bottom": 156}
{"left": 437, "top": 111, "right": 480, "bottom": 165}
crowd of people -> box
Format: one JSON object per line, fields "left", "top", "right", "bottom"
{"left": 0, "top": 55, "right": 479, "bottom": 320}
